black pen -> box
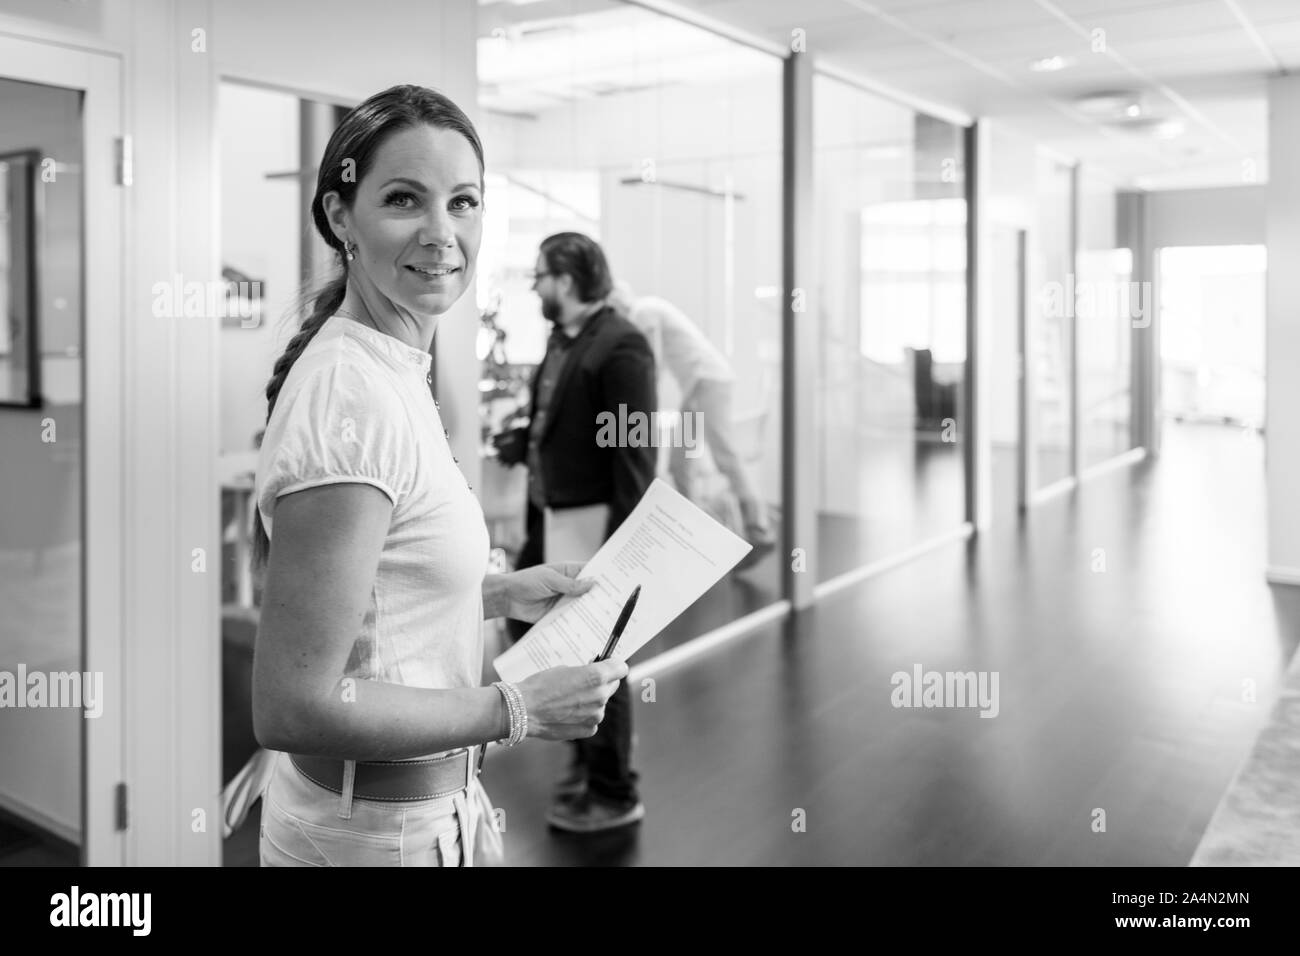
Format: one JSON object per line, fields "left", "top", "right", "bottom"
{"left": 596, "top": 585, "right": 641, "bottom": 663}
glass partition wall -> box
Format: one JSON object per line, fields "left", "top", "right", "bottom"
{"left": 476, "top": 1, "right": 784, "bottom": 656}
{"left": 1076, "top": 168, "right": 1134, "bottom": 469}
{"left": 0, "top": 76, "right": 84, "bottom": 865}
{"left": 812, "top": 74, "right": 968, "bottom": 581}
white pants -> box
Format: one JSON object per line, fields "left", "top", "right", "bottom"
{"left": 258, "top": 751, "right": 504, "bottom": 867}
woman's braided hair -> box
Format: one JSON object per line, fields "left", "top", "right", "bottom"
{"left": 251, "top": 84, "right": 485, "bottom": 573}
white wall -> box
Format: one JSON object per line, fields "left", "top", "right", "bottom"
{"left": 1146, "top": 185, "right": 1266, "bottom": 248}
{"left": 1078, "top": 167, "right": 1117, "bottom": 253}
{"left": 987, "top": 128, "right": 1065, "bottom": 451}
{"left": 218, "top": 83, "right": 300, "bottom": 455}
{"left": 987, "top": 126, "right": 1037, "bottom": 447}
{"left": 1266, "top": 75, "right": 1300, "bottom": 581}
{"left": 988, "top": 125, "right": 1039, "bottom": 231}
{"left": 1076, "top": 166, "right": 1131, "bottom": 466}
{"left": 987, "top": 223, "right": 1022, "bottom": 447}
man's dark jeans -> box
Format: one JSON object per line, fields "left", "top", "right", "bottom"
{"left": 506, "top": 500, "right": 641, "bottom": 806}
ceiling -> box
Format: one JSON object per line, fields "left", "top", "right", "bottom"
{"left": 479, "top": 0, "right": 1300, "bottom": 189}
{"left": 478, "top": 1, "right": 775, "bottom": 117}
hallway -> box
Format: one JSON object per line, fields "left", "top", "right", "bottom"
{"left": 479, "top": 422, "right": 1300, "bottom": 865}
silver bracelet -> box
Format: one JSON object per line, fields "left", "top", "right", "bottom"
{"left": 492, "top": 680, "right": 528, "bottom": 747}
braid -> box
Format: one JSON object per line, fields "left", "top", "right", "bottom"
{"left": 264, "top": 282, "right": 344, "bottom": 421}
{"left": 250, "top": 274, "right": 347, "bottom": 573}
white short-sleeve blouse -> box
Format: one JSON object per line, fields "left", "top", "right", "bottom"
{"left": 255, "top": 313, "right": 490, "bottom": 692}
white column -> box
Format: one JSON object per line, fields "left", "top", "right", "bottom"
{"left": 118, "top": 0, "right": 222, "bottom": 867}
{"left": 432, "top": 0, "right": 483, "bottom": 499}
{"left": 782, "top": 49, "right": 816, "bottom": 608}
{"left": 1266, "top": 74, "right": 1300, "bottom": 584}
{"left": 965, "top": 121, "right": 993, "bottom": 531}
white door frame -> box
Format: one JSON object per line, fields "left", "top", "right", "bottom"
{"left": 988, "top": 221, "right": 1032, "bottom": 514}
{"left": 1016, "top": 227, "right": 1030, "bottom": 511}
{"left": 0, "top": 34, "right": 125, "bottom": 867}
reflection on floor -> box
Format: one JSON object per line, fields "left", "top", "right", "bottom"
{"left": 817, "top": 435, "right": 965, "bottom": 581}
{"left": 632, "top": 518, "right": 782, "bottom": 662}
{"left": 0, "top": 539, "right": 82, "bottom": 865}
{"left": 0, "top": 809, "right": 77, "bottom": 867}
{"left": 1083, "top": 419, "right": 1134, "bottom": 472}
{"left": 480, "top": 421, "right": 1300, "bottom": 864}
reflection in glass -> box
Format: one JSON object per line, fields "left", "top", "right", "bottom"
{"left": 475, "top": 0, "right": 784, "bottom": 656}
{"left": 1078, "top": 248, "right": 1134, "bottom": 468}
{"left": 814, "top": 74, "right": 967, "bottom": 581}
{"left": 0, "top": 76, "right": 83, "bottom": 864}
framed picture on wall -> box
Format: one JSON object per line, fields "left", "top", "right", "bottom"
{"left": 220, "top": 265, "right": 266, "bottom": 329}
{"left": 0, "top": 149, "right": 41, "bottom": 408}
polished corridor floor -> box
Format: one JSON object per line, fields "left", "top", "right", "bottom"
{"left": 481, "top": 422, "right": 1300, "bottom": 865}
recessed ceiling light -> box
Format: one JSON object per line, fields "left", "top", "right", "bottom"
{"left": 1030, "top": 56, "right": 1074, "bottom": 72}
{"left": 1074, "top": 90, "right": 1144, "bottom": 117}
{"left": 1153, "top": 119, "right": 1185, "bottom": 140}
{"left": 1159, "top": 119, "right": 1190, "bottom": 140}
{"left": 1105, "top": 115, "right": 1185, "bottom": 139}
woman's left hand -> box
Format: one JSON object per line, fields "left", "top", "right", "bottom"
{"left": 496, "top": 562, "right": 595, "bottom": 623}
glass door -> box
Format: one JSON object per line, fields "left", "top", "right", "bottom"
{"left": 0, "top": 37, "right": 123, "bottom": 866}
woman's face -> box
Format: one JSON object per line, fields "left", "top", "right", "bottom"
{"left": 327, "top": 124, "right": 483, "bottom": 317}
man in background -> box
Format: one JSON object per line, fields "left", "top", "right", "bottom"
{"left": 607, "top": 281, "right": 776, "bottom": 569}
{"left": 494, "top": 233, "right": 656, "bottom": 833}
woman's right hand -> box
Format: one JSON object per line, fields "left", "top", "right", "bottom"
{"left": 516, "top": 659, "right": 629, "bottom": 740}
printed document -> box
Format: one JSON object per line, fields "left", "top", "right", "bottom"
{"left": 493, "top": 479, "right": 753, "bottom": 681}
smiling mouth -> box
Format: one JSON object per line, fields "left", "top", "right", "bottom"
{"left": 406, "top": 264, "right": 459, "bottom": 278}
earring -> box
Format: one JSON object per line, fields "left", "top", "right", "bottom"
{"left": 344, "top": 241, "right": 356, "bottom": 262}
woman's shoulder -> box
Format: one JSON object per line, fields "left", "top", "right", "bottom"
{"left": 269, "top": 360, "right": 410, "bottom": 460}
{"left": 282, "top": 327, "right": 403, "bottom": 406}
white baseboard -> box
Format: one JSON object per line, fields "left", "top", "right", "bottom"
{"left": 813, "top": 524, "right": 974, "bottom": 601}
{"left": 1030, "top": 476, "right": 1078, "bottom": 505}
{"left": 630, "top": 600, "right": 791, "bottom": 681}
{"left": 1266, "top": 566, "right": 1300, "bottom": 587}
{"left": 1080, "top": 446, "right": 1147, "bottom": 480}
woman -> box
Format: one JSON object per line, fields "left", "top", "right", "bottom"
{"left": 250, "top": 85, "right": 627, "bottom": 867}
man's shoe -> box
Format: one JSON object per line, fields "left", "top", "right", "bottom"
{"left": 545, "top": 794, "right": 645, "bottom": 833}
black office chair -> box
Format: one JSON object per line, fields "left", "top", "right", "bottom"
{"left": 912, "top": 347, "right": 957, "bottom": 429}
